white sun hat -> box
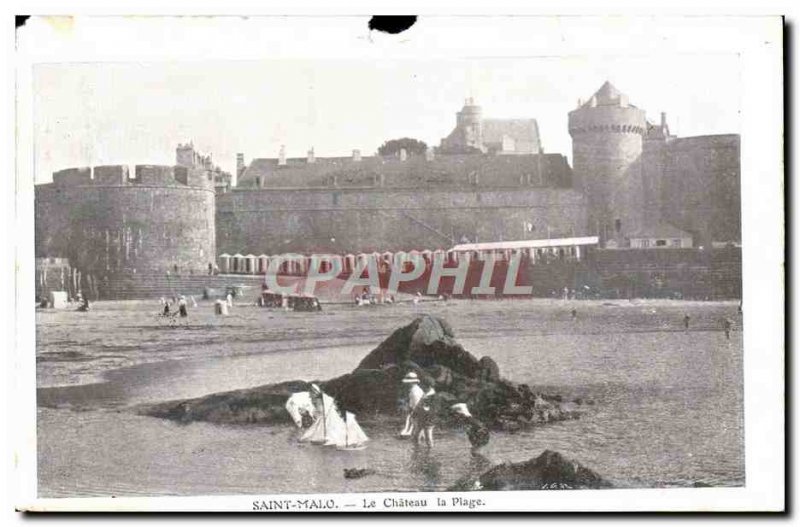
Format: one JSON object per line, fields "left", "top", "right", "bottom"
{"left": 402, "top": 372, "right": 420, "bottom": 383}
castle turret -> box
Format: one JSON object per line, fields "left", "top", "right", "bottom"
{"left": 568, "top": 81, "right": 647, "bottom": 245}
{"left": 455, "top": 98, "right": 484, "bottom": 151}
{"left": 176, "top": 142, "right": 196, "bottom": 168}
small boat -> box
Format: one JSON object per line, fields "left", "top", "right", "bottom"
{"left": 335, "top": 412, "right": 369, "bottom": 451}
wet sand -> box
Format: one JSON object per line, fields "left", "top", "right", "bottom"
{"left": 36, "top": 298, "right": 744, "bottom": 496}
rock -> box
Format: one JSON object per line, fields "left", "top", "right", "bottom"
{"left": 449, "top": 450, "right": 613, "bottom": 491}
{"left": 478, "top": 356, "right": 500, "bottom": 382}
{"left": 139, "top": 316, "right": 581, "bottom": 433}
{"left": 344, "top": 468, "right": 376, "bottom": 479}
{"left": 425, "top": 364, "right": 455, "bottom": 389}
{"left": 356, "top": 315, "right": 483, "bottom": 378}
{"left": 467, "top": 424, "right": 491, "bottom": 447}
{"left": 143, "top": 380, "right": 310, "bottom": 425}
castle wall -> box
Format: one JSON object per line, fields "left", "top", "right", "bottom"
{"left": 657, "top": 135, "right": 741, "bottom": 247}
{"left": 240, "top": 153, "right": 573, "bottom": 189}
{"left": 53, "top": 167, "right": 92, "bottom": 186}
{"left": 36, "top": 166, "right": 216, "bottom": 291}
{"left": 93, "top": 165, "right": 130, "bottom": 186}
{"left": 642, "top": 138, "right": 669, "bottom": 221}
{"left": 216, "top": 187, "right": 587, "bottom": 255}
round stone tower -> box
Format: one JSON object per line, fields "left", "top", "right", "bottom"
{"left": 35, "top": 163, "right": 216, "bottom": 298}
{"left": 568, "top": 82, "right": 647, "bottom": 245}
{"left": 456, "top": 98, "right": 484, "bottom": 151}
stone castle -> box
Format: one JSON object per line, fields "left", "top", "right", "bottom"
{"left": 34, "top": 82, "right": 741, "bottom": 298}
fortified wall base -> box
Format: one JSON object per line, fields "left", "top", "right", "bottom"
{"left": 216, "top": 187, "right": 588, "bottom": 255}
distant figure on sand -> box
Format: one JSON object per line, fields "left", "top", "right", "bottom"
{"left": 178, "top": 295, "right": 188, "bottom": 317}
{"left": 226, "top": 293, "right": 233, "bottom": 308}
{"left": 571, "top": 308, "right": 577, "bottom": 320}
{"left": 683, "top": 314, "right": 691, "bottom": 330}
{"left": 723, "top": 317, "right": 733, "bottom": 340}
{"left": 162, "top": 298, "right": 171, "bottom": 316}
{"left": 77, "top": 296, "right": 90, "bottom": 312}
{"left": 214, "top": 299, "right": 229, "bottom": 315}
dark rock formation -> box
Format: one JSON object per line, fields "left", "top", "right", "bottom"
{"left": 450, "top": 450, "right": 612, "bottom": 491}
{"left": 140, "top": 315, "right": 582, "bottom": 432}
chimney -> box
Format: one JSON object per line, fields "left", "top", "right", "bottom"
{"left": 400, "top": 148, "right": 407, "bottom": 162}
{"left": 577, "top": 98, "right": 583, "bottom": 108}
{"left": 307, "top": 147, "right": 315, "bottom": 164}
{"left": 236, "top": 153, "right": 245, "bottom": 175}
{"left": 278, "top": 145, "right": 287, "bottom": 166}
{"left": 425, "top": 148, "right": 434, "bottom": 161}
{"left": 352, "top": 149, "right": 361, "bottom": 162}
{"left": 661, "top": 112, "right": 667, "bottom": 129}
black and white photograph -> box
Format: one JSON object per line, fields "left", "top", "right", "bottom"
{"left": 9, "top": 13, "right": 784, "bottom": 513}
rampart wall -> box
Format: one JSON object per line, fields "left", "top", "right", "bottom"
{"left": 657, "top": 135, "right": 741, "bottom": 246}
{"left": 216, "top": 187, "right": 588, "bottom": 255}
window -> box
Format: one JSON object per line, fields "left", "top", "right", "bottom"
{"left": 641, "top": 239, "right": 650, "bottom": 248}
{"left": 671, "top": 239, "right": 682, "bottom": 248}
{"left": 655, "top": 239, "right": 667, "bottom": 247}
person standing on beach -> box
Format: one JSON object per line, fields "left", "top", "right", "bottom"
{"left": 683, "top": 314, "right": 691, "bottom": 330}
{"left": 400, "top": 372, "right": 425, "bottom": 437}
{"left": 723, "top": 317, "right": 733, "bottom": 340}
{"left": 178, "top": 295, "right": 188, "bottom": 318}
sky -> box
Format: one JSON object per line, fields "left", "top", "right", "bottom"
{"left": 33, "top": 54, "right": 741, "bottom": 184}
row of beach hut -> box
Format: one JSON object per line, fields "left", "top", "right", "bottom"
{"left": 217, "top": 237, "right": 599, "bottom": 276}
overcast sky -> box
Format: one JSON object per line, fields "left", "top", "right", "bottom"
{"left": 33, "top": 54, "right": 740, "bottom": 184}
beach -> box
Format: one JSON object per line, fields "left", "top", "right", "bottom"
{"left": 36, "top": 298, "right": 744, "bottom": 496}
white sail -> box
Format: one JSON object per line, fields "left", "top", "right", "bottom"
{"left": 297, "top": 393, "right": 369, "bottom": 449}
{"left": 342, "top": 412, "right": 369, "bottom": 447}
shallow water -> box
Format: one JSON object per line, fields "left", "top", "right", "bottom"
{"left": 36, "top": 299, "right": 743, "bottom": 496}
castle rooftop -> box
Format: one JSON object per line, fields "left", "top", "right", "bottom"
{"left": 579, "top": 81, "right": 637, "bottom": 109}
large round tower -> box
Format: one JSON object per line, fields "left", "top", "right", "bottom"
{"left": 568, "top": 82, "right": 647, "bottom": 246}
{"left": 35, "top": 163, "right": 216, "bottom": 298}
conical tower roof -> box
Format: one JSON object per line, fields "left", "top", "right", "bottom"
{"left": 580, "top": 81, "right": 634, "bottom": 108}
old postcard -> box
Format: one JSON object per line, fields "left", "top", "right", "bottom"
{"left": 11, "top": 14, "right": 784, "bottom": 512}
